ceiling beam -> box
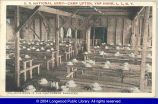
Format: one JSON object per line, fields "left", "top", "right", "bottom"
{"left": 19, "top": 6, "right": 84, "bottom": 19}
{"left": 78, "top": 11, "right": 129, "bottom": 16}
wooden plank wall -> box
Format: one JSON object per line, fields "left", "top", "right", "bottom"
{"left": 92, "top": 16, "right": 132, "bottom": 45}
{"left": 123, "top": 18, "right": 132, "bottom": 45}
{"left": 49, "top": 17, "right": 56, "bottom": 41}
{"left": 107, "top": 17, "right": 116, "bottom": 45}
{"left": 115, "top": 17, "right": 123, "bottom": 45}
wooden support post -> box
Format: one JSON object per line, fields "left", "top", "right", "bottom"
{"left": 86, "top": 27, "right": 91, "bottom": 52}
{"left": 122, "top": 18, "right": 125, "bottom": 45}
{"left": 74, "top": 29, "right": 78, "bottom": 56}
{"left": 139, "top": 17, "right": 142, "bottom": 46}
{"left": 39, "top": 18, "right": 42, "bottom": 40}
{"left": 140, "top": 7, "right": 150, "bottom": 91}
{"left": 55, "top": 15, "right": 60, "bottom": 66}
{"left": 15, "top": 6, "right": 20, "bottom": 87}
{"left": 114, "top": 17, "right": 117, "bottom": 45}
{"left": 134, "top": 18, "right": 141, "bottom": 55}
{"left": 93, "top": 27, "right": 95, "bottom": 46}
{"left": 23, "top": 62, "right": 26, "bottom": 81}
{"left": 37, "top": 65, "right": 40, "bottom": 75}
{"left": 131, "top": 20, "right": 135, "bottom": 49}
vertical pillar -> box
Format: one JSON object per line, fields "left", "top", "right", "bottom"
{"left": 122, "top": 18, "right": 125, "bottom": 45}
{"left": 93, "top": 27, "right": 95, "bottom": 46}
{"left": 15, "top": 6, "right": 20, "bottom": 87}
{"left": 47, "top": 18, "right": 50, "bottom": 40}
{"left": 39, "top": 18, "right": 42, "bottom": 40}
{"left": 86, "top": 27, "right": 91, "bottom": 52}
{"left": 74, "top": 29, "right": 78, "bottom": 56}
{"left": 135, "top": 17, "right": 142, "bottom": 54}
{"left": 140, "top": 7, "right": 150, "bottom": 91}
{"left": 131, "top": 20, "right": 135, "bottom": 49}
{"left": 114, "top": 17, "right": 117, "bottom": 45}
{"left": 55, "top": 15, "right": 60, "bottom": 66}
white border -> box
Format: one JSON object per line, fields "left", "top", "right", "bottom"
{"left": 0, "top": 0, "right": 156, "bottom": 97}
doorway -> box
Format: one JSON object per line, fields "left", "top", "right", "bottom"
{"left": 91, "top": 27, "right": 107, "bottom": 45}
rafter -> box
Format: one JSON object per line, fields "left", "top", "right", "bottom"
{"left": 19, "top": 6, "right": 84, "bottom": 19}
{"left": 15, "top": 6, "right": 40, "bottom": 33}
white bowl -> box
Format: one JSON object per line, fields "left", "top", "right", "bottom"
{"left": 147, "top": 54, "right": 152, "bottom": 58}
{"left": 146, "top": 64, "right": 152, "bottom": 72}
{"left": 32, "top": 47, "right": 36, "bottom": 50}
{"left": 127, "top": 44, "right": 131, "bottom": 47}
{"left": 105, "top": 46, "right": 108, "bottom": 49}
{"left": 46, "top": 49, "right": 51, "bottom": 52}
{"left": 23, "top": 85, "right": 36, "bottom": 92}
{"left": 126, "top": 47, "right": 131, "bottom": 50}
{"left": 118, "top": 43, "right": 122, "bottom": 46}
{"left": 84, "top": 52, "right": 88, "bottom": 55}
{"left": 38, "top": 78, "right": 48, "bottom": 85}
{"left": 51, "top": 48, "right": 54, "bottom": 51}
{"left": 61, "top": 86, "right": 69, "bottom": 92}
{"left": 87, "top": 60, "right": 95, "bottom": 65}
{"left": 66, "top": 80, "right": 77, "bottom": 88}
{"left": 114, "top": 52, "right": 120, "bottom": 56}
{"left": 92, "top": 83, "right": 100, "bottom": 87}
{"left": 19, "top": 57, "right": 22, "bottom": 61}
{"left": 129, "top": 87, "right": 140, "bottom": 93}
{"left": 110, "top": 43, "right": 114, "bottom": 45}
{"left": 92, "top": 83, "right": 102, "bottom": 91}
{"left": 99, "top": 51, "right": 104, "bottom": 55}
{"left": 85, "top": 63, "right": 92, "bottom": 68}
{"left": 25, "top": 55, "right": 30, "bottom": 59}
{"left": 106, "top": 61, "right": 111, "bottom": 65}
{"left": 116, "top": 46, "right": 120, "bottom": 50}
{"left": 72, "top": 59, "right": 78, "bottom": 63}
{"left": 36, "top": 49, "right": 40, "bottom": 51}
{"left": 67, "top": 61, "right": 74, "bottom": 66}
{"left": 22, "top": 46, "right": 26, "bottom": 49}
{"left": 27, "top": 48, "right": 31, "bottom": 51}
{"left": 93, "top": 87, "right": 102, "bottom": 91}
{"left": 41, "top": 47, "right": 45, "bottom": 50}
{"left": 103, "top": 64, "right": 110, "bottom": 69}
{"left": 122, "top": 66, "right": 129, "bottom": 71}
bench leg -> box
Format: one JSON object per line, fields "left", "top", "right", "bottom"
{"left": 37, "top": 65, "right": 40, "bottom": 75}
{"left": 47, "top": 61, "right": 50, "bottom": 70}
{"left": 52, "top": 59, "right": 54, "bottom": 69}
{"left": 30, "top": 70, "right": 32, "bottom": 79}
{"left": 24, "top": 72, "right": 27, "bottom": 81}
{"left": 65, "top": 54, "right": 67, "bottom": 61}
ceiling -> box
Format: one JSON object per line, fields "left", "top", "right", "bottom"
{"left": 7, "top": 6, "right": 144, "bottom": 19}
{"left": 53, "top": 6, "right": 143, "bottom": 19}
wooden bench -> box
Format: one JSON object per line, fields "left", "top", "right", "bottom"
{"left": 20, "top": 59, "right": 40, "bottom": 82}
{"left": 66, "top": 68, "right": 78, "bottom": 79}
